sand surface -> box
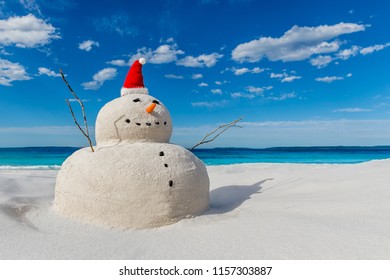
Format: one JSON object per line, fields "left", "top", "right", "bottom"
{"left": 1, "top": 161, "right": 389, "bottom": 259}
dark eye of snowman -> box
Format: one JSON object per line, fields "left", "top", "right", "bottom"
{"left": 133, "top": 98, "right": 141, "bottom": 102}
{"left": 152, "top": 100, "right": 160, "bottom": 105}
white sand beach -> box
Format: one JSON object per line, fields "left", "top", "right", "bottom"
{"left": 0, "top": 160, "right": 389, "bottom": 260}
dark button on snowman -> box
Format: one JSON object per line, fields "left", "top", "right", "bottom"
{"left": 54, "top": 58, "right": 210, "bottom": 229}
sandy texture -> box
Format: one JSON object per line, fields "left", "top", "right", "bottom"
{"left": 95, "top": 94, "right": 172, "bottom": 146}
{"left": 54, "top": 143, "right": 210, "bottom": 229}
{"left": 1, "top": 160, "right": 390, "bottom": 259}
{"left": 58, "top": 91, "right": 209, "bottom": 229}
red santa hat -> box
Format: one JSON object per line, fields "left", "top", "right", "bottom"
{"left": 120, "top": 57, "right": 149, "bottom": 96}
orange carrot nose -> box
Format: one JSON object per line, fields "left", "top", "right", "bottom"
{"left": 146, "top": 103, "right": 156, "bottom": 113}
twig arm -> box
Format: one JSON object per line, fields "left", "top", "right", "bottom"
{"left": 65, "top": 99, "right": 95, "bottom": 152}
{"left": 190, "top": 116, "right": 244, "bottom": 150}
{"left": 60, "top": 69, "right": 95, "bottom": 152}
{"left": 60, "top": 69, "right": 91, "bottom": 137}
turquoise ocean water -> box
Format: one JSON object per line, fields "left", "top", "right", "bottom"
{"left": 0, "top": 146, "right": 390, "bottom": 169}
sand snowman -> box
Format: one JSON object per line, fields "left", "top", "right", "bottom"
{"left": 53, "top": 58, "right": 210, "bottom": 229}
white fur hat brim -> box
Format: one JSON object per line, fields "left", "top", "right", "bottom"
{"left": 121, "top": 87, "right": 149, "bottom": 96}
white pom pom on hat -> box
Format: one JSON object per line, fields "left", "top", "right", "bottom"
{"left": 120, "top": 58, "right": 149, "bottom": 96}
{"left": 139, "top": 57, "right": 146, "bottom": 65}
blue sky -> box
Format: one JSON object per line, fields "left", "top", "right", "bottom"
{"left": 0, "top": 0, "right": 389, "bottom": 148}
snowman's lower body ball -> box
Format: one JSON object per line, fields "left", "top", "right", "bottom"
{"left": 53, "top": 143, "right": 210, "bottom": 229}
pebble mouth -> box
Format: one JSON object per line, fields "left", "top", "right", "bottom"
{"left": 126, "top": 119, "right": 168, "bottom": 127}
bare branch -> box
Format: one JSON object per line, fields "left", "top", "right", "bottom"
{"left": 190, "top": 116, "right": 244, "bottom": 150}
{"left": 60, "top": 69, "right": 91, "bottom": 137}
{"left": 65, "top": 99, "right": 94, "bottom": 152}
{"left": 60, "top": 69, "right": 94, "bottom": 152}
{"left": 65, "top": 99, "right": 87, "bottom": 137}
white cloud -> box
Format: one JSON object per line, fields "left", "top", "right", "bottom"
{"left": 78, "top": 40, "right": 99, "bottom": 52}
{"left": 82, "top": 67, "right": 117, "bottom": 90}
{"left": 0, "top": 14, "right": 60, "bottom": 48}
{"left": 315, "top": 76, "right": 344, "bottom": 83}
{"left": 270, "top": 72, "right": 301, "bottom": 83}
{"left": 360, "top": 43, "right": 390, "bottom": 55}
{"left": 211, "top": 89, "right": 222, "bottom": 95}
{"left": 177, "top": 52, "right": 223, "bottom": 67}
{"left": 215, "top": 80, "right": 229, "bottom": 85}
{"left": 281, "top": 75, "right": 301, "bottom": 83}
{"left": 68, "top": 98, "right": 90, "bottom": 102}
{"left": 246, "top": 86, "right": 264, "bottom": 94}
{"left": 333, "top": 107, "right": 372, "bottom": 112}
{"left": 267, "top": 92, "right": 297, "bottom": 101}
{"left": 106, "top": 59, "right": 128, "bottom": 67}
{"left": 336, "top": 45, "right": 360, "bottom": 60}
{"left": 309, "top": 43, "right": 389, "bottom": 68}
{"left": 191, "top": 73, "right": 203, "bottom": 79}
{"left": 270, "top": 73, "right": 284, "bottom": 79}
{"left": 232, "top": 22, "right": 367, "bottom": 63}
{"left": 231, "top": 92, "right": 255, "bottom": 99}
{"left": 198, "top": 82, "right": 208, "bottom": 87}
{"left": 310, "top": 55, "right": 334, "bottom": 68}
{"left": 0, "top": 58, "right": 31, "bottom": 86}
{"left": 230, "top": 85, "right": 272, "bottom": 99}
{"left": 231, "top": 66, "right": 265, "bottom": 75}
{"left": 233, "top": 67, "right": 250, "bottom": 75}
{"left": 130, "top": 44, "right": 184, "bottom": 64}
{"left": 122, "top": 48, "right": 224, "bottom": 68}
{"left": 191, "top": 100, "right": 229, "bottom": 108}
{"left": 165, "top": 74, "right": 184, "bottom": 79}
{"left": 245, "top": 85, "right": 272, "bottom": 94}
{"left": 346, "top": 73, "right": 352, "bottom": 77}
{"left": 251, "top": 67, "right": 264, "bottom": 73}
{"left": 38, "top": 67, "right": 61, "bottom": 77}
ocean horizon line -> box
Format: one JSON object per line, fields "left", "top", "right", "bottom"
{"left": 1, "top": 146, "right": 390, "bottom": 169}
{"left": 1, "top": 145, "right": 390, "bottom": 150}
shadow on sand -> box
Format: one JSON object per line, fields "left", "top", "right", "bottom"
{"left": 0, "top": 196, "right": 48, "bottom": 231}
{"left": 204, "top": 178, "right": 273, "bottom": 215}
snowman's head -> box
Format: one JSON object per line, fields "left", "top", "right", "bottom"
{"left": 95, "top": 58, "right": 173, "bottom": 145}
{"left": 95, "top": 94, "right": 172, "bottom": 145}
